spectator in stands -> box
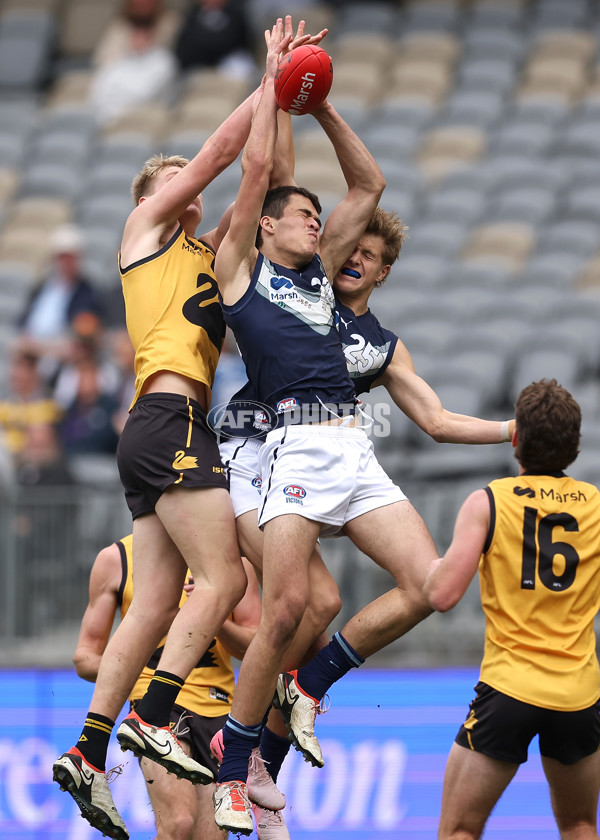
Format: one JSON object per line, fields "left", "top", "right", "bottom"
{"left": 15, "top": 421, "right": 74, "bottom": 489}
{"left": 89, "top": 4, "right": 178, "bottom": 126}
{"left": 93, "top": 0, "right": 180, "bottom": 68}
{"left": 0, "top": 345, "right": 63, "bottom": 460}
{"left": 17, "top": 224, "right": 103, "bottom": 382}
{"left": 105, "top": 327, "right": 136, "bottom": 435}
{"left": 175, "top": 0, "right": 257, "bottom": 79}
{"left": 55, "top": 333, "right": 120, "bottom": 457}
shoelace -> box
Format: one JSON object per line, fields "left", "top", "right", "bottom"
{"left": 171, "top": 710, "right": 192, "bottom": 740}
{"left": 227, "top": 782, "right": 250, "bottom": 812}
{"left": 249, "top": 749, "right": 271, "bottom": 776}
{"left": 105, "top": 764, "right": 124, "bottom": 784}
{"left": 308, "top": 693, "right": 331, "bottom": 722}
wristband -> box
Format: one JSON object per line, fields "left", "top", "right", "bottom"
{"left": 499, "top": 420, "right": 511, "bottom": 442}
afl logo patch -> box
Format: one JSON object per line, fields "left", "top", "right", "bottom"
{"left": 277, "top": 397, "right": 298, "bottom": 413}
{"left": 284, "top": 485, "right": 306, "bottom": 503}
{"left": 252, "top": 476, "right": 262, "bottom": 490}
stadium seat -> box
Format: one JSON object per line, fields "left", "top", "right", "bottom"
{"left": 462, "top": 222, "right": 536, "bottom": 270}
{"left": 97, "top": 132, "right": 154, "bottom": 168}
{"left": 402, "top": 220, "right": 468, "bottom": 260}
{"left": 402, "top": 1, "right": 463, "bottom": 33}
{"left": 7, "top": 196, "right": 72, "bottom": 230}
{"left": 491, "top": 121, "right": 555, "bottom": 157}
{"left": 0, "top": 10, "right": 55, "bottom": 89}
{"left": 424, "top": 188, "right": 487, "bottom": 226}
{"left": 536, "top": 220, "right": 600, "bottom": 260}
{"left": 397, "top": 31, "right": 461, "bottom": 67}
{"left": 336, "top": 2, "right": 399, "bottom": 36}
{"left": 58, "top": 0, "right": 118, "bottom": 60}
{"left": 487, "top": 185, "right": 557, "bottom": 225}
{"left": 462, "top": 27, "right": 525, "bottom": 63}
{"left": 457, "top": 58, "right": 518, "bottom": 96}
{"left": 518, "top": 253, "right": 587, "bottom": 290}
{"left": 439, "top": 89, "right": 506, "bottom": 129}
{"left": 508, "top": 347, "right": 583, "bottom": 400}
{"left": 19, "top": 160, "right": 83, "bottom": 201}
{"left": 387, "top": 253, "right": 449, "bottom": 290}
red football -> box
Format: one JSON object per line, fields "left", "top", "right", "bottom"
{"left": 274, "top": 45, "right": 333, "bottom": 116}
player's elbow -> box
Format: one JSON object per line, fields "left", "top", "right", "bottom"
{"left": 427, "top": 591, "right": 455, "bottom": 613}
{"left": 373, "top": 172, "right": 386, "bottom": 199}
{"left": 423, "top": 571, "right": 458, "bottom": 613}
{"left": 73, "top": 651, "right": 98, "bottom": 683}
{"left": 425, "top": 582, "right": 460, "bottom": 613}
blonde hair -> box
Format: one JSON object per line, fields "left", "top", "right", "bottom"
{"left": 365, "top": 207, "right": 408, "bottom": 270}
{"left": 131, "top": 154, "right": 189, "bottom": 205}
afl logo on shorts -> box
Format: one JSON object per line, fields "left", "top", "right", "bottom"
{"left": 252, "top": 476, "right": 262, "bottom": 492}
{"left": 284, "top": 485, "right": 306, "bottom": 505}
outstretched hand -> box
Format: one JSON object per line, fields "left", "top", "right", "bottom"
{"left": 282, "top": 15, "right": 328, "bottom": 55}
{"left": 264, "top": 17, "right": 293, "bottom": 77}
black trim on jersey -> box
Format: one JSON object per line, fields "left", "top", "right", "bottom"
{"left": 197, "top": 238, "right": 216, "bottom": 260}
{"left": 116, "top": 540, "right": 128, "bottom": 608}
{"left": 119, "top": 225, "right": 184, "bottom": 274}
{"left": 223, "top": 437, "right": 250, "bottom": 483}
{"left": 482, "top": 486, "right": 495, "bottom": 555}
{"left": 521, "top": 470, "right": 566, "bottom": 477}
{"left": 258, "top": 428, "right": 288, "bottom": 522}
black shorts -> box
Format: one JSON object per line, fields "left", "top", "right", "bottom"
{"left": 117, "top": 393, "right": 228, "bottom": 519}
{"left": 130, "top": 701, "right": 228, "bottom": 775}
{"left": 455, "top": 681, "right": 600, "bottom": 765}
{"left": 169, "top": 704, "right": 228, "bottom": 774}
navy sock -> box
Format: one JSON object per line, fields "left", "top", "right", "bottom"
{"left": 76, "top": 713, "right": 115, "bottom": 771}
{"left": 134, "top": 670, "right": 184, "bottom": 728}
{"left": 296, "top": 631, "right": 365, "bottom": 700}
{"left": 218, "top": 715, "right": 262, "bottom": 783}
{"left": 259, "top": 726, "right": 290, "bottom": 783}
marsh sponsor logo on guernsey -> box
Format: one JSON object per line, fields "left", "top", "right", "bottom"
{"left": 270, "top": 274, "right": 299, "bottom": 302}
{"left": 284, "top": 485, "right": 306, "bottom": 504}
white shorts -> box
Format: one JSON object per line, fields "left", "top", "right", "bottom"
{"left": 219, "top": 437, "right": 263, "bottom": 518}
{"left": 258, "top": 424, "right": 406, "bottom": 536}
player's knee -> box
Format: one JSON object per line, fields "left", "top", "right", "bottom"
{"left": 267, "top": 594, "right": 307, "bottom": 644}
{"left": 308, "top": 583, "right": 342, "bottom": 633}
{"left": 160, "top": 808, "right": 196, "bottom": 840}
{"left": 224, "top": 561, "right": 250, "bottom": 610}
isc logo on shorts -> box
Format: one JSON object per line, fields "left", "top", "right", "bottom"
{"left": 284, "top": 484, "right": 306, "bottom": 504}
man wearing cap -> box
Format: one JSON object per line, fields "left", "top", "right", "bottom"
{"left": 17, "top": 223, "right": 103, "bottom": 351}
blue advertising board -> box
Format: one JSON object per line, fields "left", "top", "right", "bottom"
{"left": 0, "top": 668, "right": 566, "bottom": 839}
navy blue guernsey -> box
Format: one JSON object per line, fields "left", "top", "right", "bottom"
{"left": 217, "top": 291, "right": 398, "bottom": 441}
{"left": 335, "top": 300, "right": 398, "bottom": 396}
{"left": 220, "top": 252, "right": 356, "bottom": 427}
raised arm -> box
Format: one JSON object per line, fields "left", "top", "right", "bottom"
{"left": 202, "top": 18, "right": 326, "bottom": 252}
{"left": 424, "top": 489, "right": 490, "bottom": 612}
{"left": 73, "top": 543, "right": 122, "bottom": 682}
{"left": 315, "top": 103, "right": 386, "bottom": 280}
{"left": 215, "top": 19, "right": 290, "bottom": 306}
{"left": 376, "top": 342, "right": 515, "bottom": 444}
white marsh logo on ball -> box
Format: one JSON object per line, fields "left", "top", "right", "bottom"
{"left": 274, "top": 44, "right": 333, "bottom": 116}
